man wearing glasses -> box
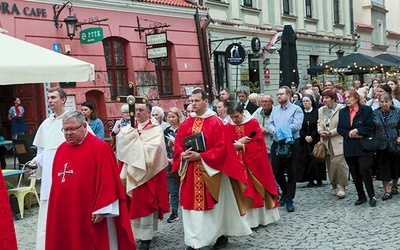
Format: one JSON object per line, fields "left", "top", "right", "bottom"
{"left": 46, "top": 111, "right": 135, "bottom": 249}
{"left": 267, "top": 86, "right": 304, "bottom": 213}
{"left": 116, "top": 102, "right": 169, "bottom": 250}
{"left": 252, "top": 93, "right": 274, "bottom": 156}
{"left": 31, "top": 88, "right": 94, "bottom": 249}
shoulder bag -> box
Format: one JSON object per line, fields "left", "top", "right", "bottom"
{"left": 312, "top": 141, "right": 326, "bottom": 160}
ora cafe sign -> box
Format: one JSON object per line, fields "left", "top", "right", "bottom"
{"left": 79, "top": 27, "right": 104, "bottom": 44}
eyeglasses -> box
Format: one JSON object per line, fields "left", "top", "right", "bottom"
{"left": 61, "top": 123, "right": 84, "bottom": 134}
{"left": 259, "top": 100, "right": 273, "bottom": 103}
{"left": 135, "top": 109, "right": 147, "bottom": 113}
{"left": 276, "top": 93, "right": 286, "bottom": 96}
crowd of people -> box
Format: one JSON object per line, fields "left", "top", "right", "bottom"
{"left": 3, "top": 78, "right": 400, "bottom": 250}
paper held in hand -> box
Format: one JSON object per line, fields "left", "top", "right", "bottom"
{"left": 165, "top": 134, "right": 175, "bottom": 143}
{"left": 183, "top": 132, "right": 206, "bottom": 152}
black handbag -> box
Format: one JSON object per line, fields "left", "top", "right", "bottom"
{"left": 359, "top": 134, "right": 379, "bottom": 152}
{"left": 276, "top": 140, "right": 292, "bottom": 161}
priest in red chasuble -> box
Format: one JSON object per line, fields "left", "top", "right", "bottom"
{"left": 226, "top": 102, "right": 280, "bottom": 228}
{"left": 46, "top": 111, "right": 135, "bottom": 250}
{"left": 117, "top": 102, "right": 169, "bottom": 250}
{"left": 0, "top": 171, "right": 18, "bottom": 250}
{"left": 172, "top": 89, "right": 255, "bottom": 250}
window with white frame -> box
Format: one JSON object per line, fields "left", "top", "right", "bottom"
{"left": 244, "top": 0, "right": 253, "bottom": 7}
{"left": 333, "top": 0, "right": 340, "bottom": 24}
{"left": 305, "top": 0, "right": 312, "bottom": 18}
{"left": 283, "top": 0, "right": 291, "bottom": 15}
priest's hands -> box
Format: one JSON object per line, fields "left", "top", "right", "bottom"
{"left": 182, "top": 148, "right": 201, "bottom": 162}
{"left": 92, "top": 214, "right": 106, "bottom": 224}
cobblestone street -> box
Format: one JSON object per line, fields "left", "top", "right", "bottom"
{"left": 13, "top": 179, "right": 400, "bottom": 250}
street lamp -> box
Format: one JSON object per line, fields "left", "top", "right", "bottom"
{"left": 53, "top": 1, "right": 108, "bottom": 40}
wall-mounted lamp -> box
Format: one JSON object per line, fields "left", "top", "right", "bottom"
{"left": 53, "top": 1, "right": 77, "bottom": 39}
{"left": 53, "top": 1, "right": 108, "bottom": 40}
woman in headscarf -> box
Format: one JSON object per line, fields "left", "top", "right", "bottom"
{"left": 298, "top": 94, "right": 326, "bottom": 187}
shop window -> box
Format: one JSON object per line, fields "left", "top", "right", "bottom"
{"left": 214, "top": 52, "right": 229, "bottom": 95}
{"left": 103, "top": 38, "right": 128, "bottom": 99}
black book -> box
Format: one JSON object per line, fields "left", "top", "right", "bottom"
{"left": 183, "top": 132, "right": 206, "bottom": 152}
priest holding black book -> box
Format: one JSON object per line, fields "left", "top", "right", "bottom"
{"left": 172, "top": 88, "right": 254, "bottom": 250}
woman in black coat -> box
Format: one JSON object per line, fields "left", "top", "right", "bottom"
{"left": 298, "top": 94, "right": 326, "bottom": 187}
{"left": 372, "top": 93, "right": 400, "bottom": 201}
{"left": 338, "top": 89, "right": 376, "bottom": 207}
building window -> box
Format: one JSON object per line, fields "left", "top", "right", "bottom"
{"left": 214, "top": 52, "right": 228, "bottom": 95}
{"left": 309, "top": 55, "right": 318, "bottom": 78}
{"left": 243, "top": 0, "right": 253, "bottom": 7}
{"left": 305, "top": 0, "right": 312, "bottom": 18}
{"left": 283, "top": 0, "right": 290, "bottom": 15}
{"left": 333, "top": 0, "right": 340, "bottom": 24}
{"left": 155, "top": 58, "right": 172, "bottom": 95}
{"left": 103, "top": 38, "right": 128, "bottom": 99}
{"left": 377, "top": 20, "right": 384, "bottom": 45}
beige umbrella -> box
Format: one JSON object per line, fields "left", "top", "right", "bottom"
{"left": 0, "top": 30, "right": 94, "bottom": 85}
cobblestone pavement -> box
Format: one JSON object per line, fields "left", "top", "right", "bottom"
{"left": 13, "top": 179, "right": 400, "bottom": 250}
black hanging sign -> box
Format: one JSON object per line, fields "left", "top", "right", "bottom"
{"left": 225, "top": 43, "right": 246, "bottom": 65}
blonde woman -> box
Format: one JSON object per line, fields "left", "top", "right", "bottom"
{"left": 164, "top": 107, "right": 184, "bottom": 223}
{"left": 318, "top": 90, "right": 348, "bottom": 198}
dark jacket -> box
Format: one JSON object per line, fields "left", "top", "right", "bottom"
{"left": 245, "top": 101, "right": 259, "bottom": 115}
{"left": 337, "top": 104, "right": 374, "bottom": 157}
{"left": 373, "top": 107, "right": 400, "bottom": 150}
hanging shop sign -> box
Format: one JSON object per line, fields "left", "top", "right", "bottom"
{"left": 147, "top": 46, "right": 168, "bottom": 60}
{"left": 225, "top": 43, "right": 246, "bottom": 65}
{"left": 251, "top": 37, "right": 261, "bottom": 53}
{"left": 79, "top": 27, "right": 104, "bottom": 44}
{"left": 146, "top": 32, "right": 167, "bottom": 46}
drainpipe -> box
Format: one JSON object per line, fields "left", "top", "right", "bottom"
{"left": 195, "top": 9, "right": 213, "bottom": 100}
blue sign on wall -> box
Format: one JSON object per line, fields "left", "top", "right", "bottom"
{"left": 53, "top": 42, "right": 61, "bottom": 53}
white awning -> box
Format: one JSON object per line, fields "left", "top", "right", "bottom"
{"left": 0, "top": 32, "right": 94, "bottom": 85}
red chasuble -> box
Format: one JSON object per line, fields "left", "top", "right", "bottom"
{"left": 226, "top": 118, "right": 279, "bottom": 208}
{"left": 46, "top": 133, "right": 135, "bottom": 250}
{"left": 172, "top": 114, "right": 254, "bottom": 211}
{"left": 0, "top": 171, "right": 18, "bottom": 250}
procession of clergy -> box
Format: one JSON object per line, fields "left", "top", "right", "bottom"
{"left": 2, "top": 86, "right": 293, "bottom": 250}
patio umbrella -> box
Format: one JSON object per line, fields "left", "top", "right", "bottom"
{"left": 375, "top": 53, "right": 400, "bottom": 66}
{"left": 324, "top": 52, "right": 395, "bottom": 70}
{"left": 0, "top": 32, "right": 94, "bottom": 85}
{"left": 279, "top": 24, "right": 299, "bottom": 87}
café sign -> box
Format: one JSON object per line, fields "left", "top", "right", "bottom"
{"left": 79, "top": 28, "right": 104, "bottom": 44}
{"left": 0, "top": 1, "right": 47, "bottom": 18}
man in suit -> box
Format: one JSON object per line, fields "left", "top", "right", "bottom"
{"left": 236, "top": 86, "right": 259, "bottom": 115}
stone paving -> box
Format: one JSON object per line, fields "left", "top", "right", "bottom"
{"left": 5, "top": 155, "right": 400, "bottom": 250}
{"left": 12, "top": 179, "right": 400, "bottom": 250}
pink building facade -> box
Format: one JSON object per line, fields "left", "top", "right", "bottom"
{"left": 0, "top": 0, "right": 207, "bottom": 136}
